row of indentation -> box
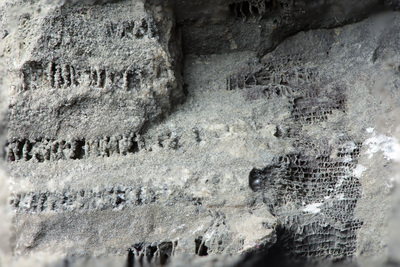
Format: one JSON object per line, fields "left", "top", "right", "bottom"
{"left": 10, "top": 185, "right": 157, "bottom": 213}
{"left": 291, "top": 94, "right": 346, "bottom": 124}
{"left": 105, "top": 18, "right": 157, "bottom": 39}
{"left": 18, "top": 61, "right": 142, "bottom": 92}
{"left": 227, "top": 64, "right": 319, "bottom": 94}
{"left": 4, "top": 135, "right": 140, "bottom": 163}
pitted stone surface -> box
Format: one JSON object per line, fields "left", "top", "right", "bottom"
{"left": 1, "top": 1, "right": 400, "bottom": 267}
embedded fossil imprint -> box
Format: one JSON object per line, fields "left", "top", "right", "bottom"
{"left": 249, "top": 138, "right": 363, "bottom": 259}
{"left": 3, "top": 0, "right": 399, "bottom": 265}
{"left": 227, "top": 54, "right": 346, "bottom": 124}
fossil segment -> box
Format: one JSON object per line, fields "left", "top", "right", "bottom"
{"left": 250, "top": 139, "right": 363, "bottom": 260}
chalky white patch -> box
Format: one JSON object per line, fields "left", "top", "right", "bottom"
{"left": 353, "top": 165, "right": 366, "bottom": 178}
{"left": 365, "top": 134, "right": 400, "bottom": 161}
{"left": 303, "top": 203, "right": 323, "bottom": 214}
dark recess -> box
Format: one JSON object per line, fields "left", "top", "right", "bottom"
{"left": 235, "top": 225, "right": 306, "bottom": 267}
{"left": 195, "top": 236, "right": 208, "bottom": 256}
{"left": 71, "top": 138, "right": 86, "bottom": 160}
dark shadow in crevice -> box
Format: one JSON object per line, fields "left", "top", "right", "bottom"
{"left": 235, "top": 225, "right": 306, "bottom": 267}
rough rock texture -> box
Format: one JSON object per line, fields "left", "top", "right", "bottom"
{"left": 4, "top": 0, "right": 184, "bottom": 158}
{"left": 173, "top": 0, "right": 387, "bottom": 55}
{"left": 1, "top": 0, "right": 400, "bottom": 267}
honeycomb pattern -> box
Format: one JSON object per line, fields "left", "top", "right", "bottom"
{"left": 249, "top": 139, "right": 363, "bottom": 260}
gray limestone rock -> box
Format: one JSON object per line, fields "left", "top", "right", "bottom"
{"left": 1, "top": 1, "right": 400, "bottom": 267}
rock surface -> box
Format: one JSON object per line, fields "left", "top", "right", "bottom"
{"left": 4, "top": 0, "right": 184, "bottom": 151}
{"left": 1, "top": 0, "right": 400, "bottom": 267}
{"left": 173, "top": 0, "right": 388, "bottom": 55}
